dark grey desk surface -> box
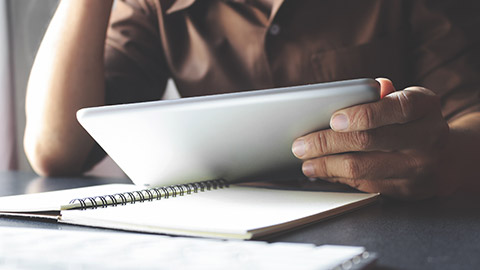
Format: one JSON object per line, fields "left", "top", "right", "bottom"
{"left": 1, "top": 170, "right": 479, "bottom": 270}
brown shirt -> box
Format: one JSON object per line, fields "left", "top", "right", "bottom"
{"left": 89, "top": 0, "right": 480, "bottom": 167}
{"left": 105, "top": 0, "right": 480, "bottom": 120}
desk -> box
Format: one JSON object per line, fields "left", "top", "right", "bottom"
{"left": 1, "top": 171, "right": 479, "bottom": 269}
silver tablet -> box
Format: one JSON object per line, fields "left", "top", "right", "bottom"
{"left": 77, "top": 78, "right": 380, "bottom": 187}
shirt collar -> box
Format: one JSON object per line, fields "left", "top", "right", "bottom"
{"left": 269, "top": 0, "right": 284, "bottom": 23}
{"left": 166, "top": 0, "right": 196, "bottom": 14}
{"left": 166, "top": 0, "right": 285, "bottom": 21}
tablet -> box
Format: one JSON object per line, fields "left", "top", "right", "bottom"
{"left": 77, "top": 78, "right": 380, "bottom": 187}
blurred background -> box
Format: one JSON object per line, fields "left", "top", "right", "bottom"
{"left": 0, "top": 0, "right": 58, "bottom": 174}
{"left": 0, "top": 0, "right": 178, "bottom": 177}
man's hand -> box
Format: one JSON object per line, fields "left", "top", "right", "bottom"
{"left": 292, "top": 78, "right": 452, "bottom": 199}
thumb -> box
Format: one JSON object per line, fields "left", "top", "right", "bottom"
{"left": 376, "top": 78, "right": 396, "bottom": 98}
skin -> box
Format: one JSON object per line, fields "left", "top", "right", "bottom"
{"left": 24, "top": 0, "right": 113, "bottom": 176}
{"left": 292, "top": 78, "right": 480, "bottom": 199}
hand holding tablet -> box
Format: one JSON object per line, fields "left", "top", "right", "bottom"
{"left": 293, "top": 78, "right": 453, "bottom": 199}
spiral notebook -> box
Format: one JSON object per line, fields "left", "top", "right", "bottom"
{"left": 0, "top": 180, "right": 378, "bottom": 239}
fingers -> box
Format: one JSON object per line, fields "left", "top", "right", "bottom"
{"left": 293, "top": 114, "right": 447, "bottom": 159}
{"left": 330, "top": 86, "right": 440, "bottom": 132}
{"left": 300, "top": 151, "right": 436, "bottom": 200}
{"left": 301, "top": 151, "right": 418, "bottom": 180}
{"left": 290, "top": 79, "right": 446, "bottom": 200}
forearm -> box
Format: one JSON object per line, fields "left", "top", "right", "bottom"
{"left": 442, "top": 111, "right": 480, "bottom": 194}
{"left": 24, "top": 0, "right": 114, "bottom": 176}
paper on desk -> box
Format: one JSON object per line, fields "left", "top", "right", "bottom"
{"left": 0, "top": 226, "right": 373, "bottom": 270}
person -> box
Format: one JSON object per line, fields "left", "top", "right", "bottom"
{"left": 24, "top": 0, "right": 480, "bottom": 199}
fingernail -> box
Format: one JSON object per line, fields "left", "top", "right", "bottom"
{"left": 331, "top": 113, "right": 349, "bottom": 131}
{"left": 302, "top": 162, "right": 315, "bottom": 177}
{"left": 292, "top": 139, "right": 306, "bottom": 157}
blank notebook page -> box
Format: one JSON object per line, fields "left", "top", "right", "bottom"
{"left": 60, "top": 186, "right": 377, "bottom": 238}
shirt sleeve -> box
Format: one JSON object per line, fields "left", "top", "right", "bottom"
{"left": 84, "top": 0, "right": 169, "bottom": 171}
{"left": 105, "top": 0, "right": 169, "bottom": 105}
{"left": 409, "top": 0, "right": 480, "bottom": 121}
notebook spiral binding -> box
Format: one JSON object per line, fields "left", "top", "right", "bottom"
{"left": 68, "top": 179, "right": 229, "bottom": 210}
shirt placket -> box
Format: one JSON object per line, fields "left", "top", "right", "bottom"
{"left": 260, "top": 0, "right": 285, "bottom": 87}
{"left": 251, "top": 0, "right": 285, "bottom": 88}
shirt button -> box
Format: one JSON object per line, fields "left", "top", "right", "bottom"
{"left": 269, "top": 24, "right": 281, "bottom": 36}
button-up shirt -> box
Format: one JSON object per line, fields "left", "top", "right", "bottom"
{"left": 104, "top": 0, "right": 480, "bottom": 120}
